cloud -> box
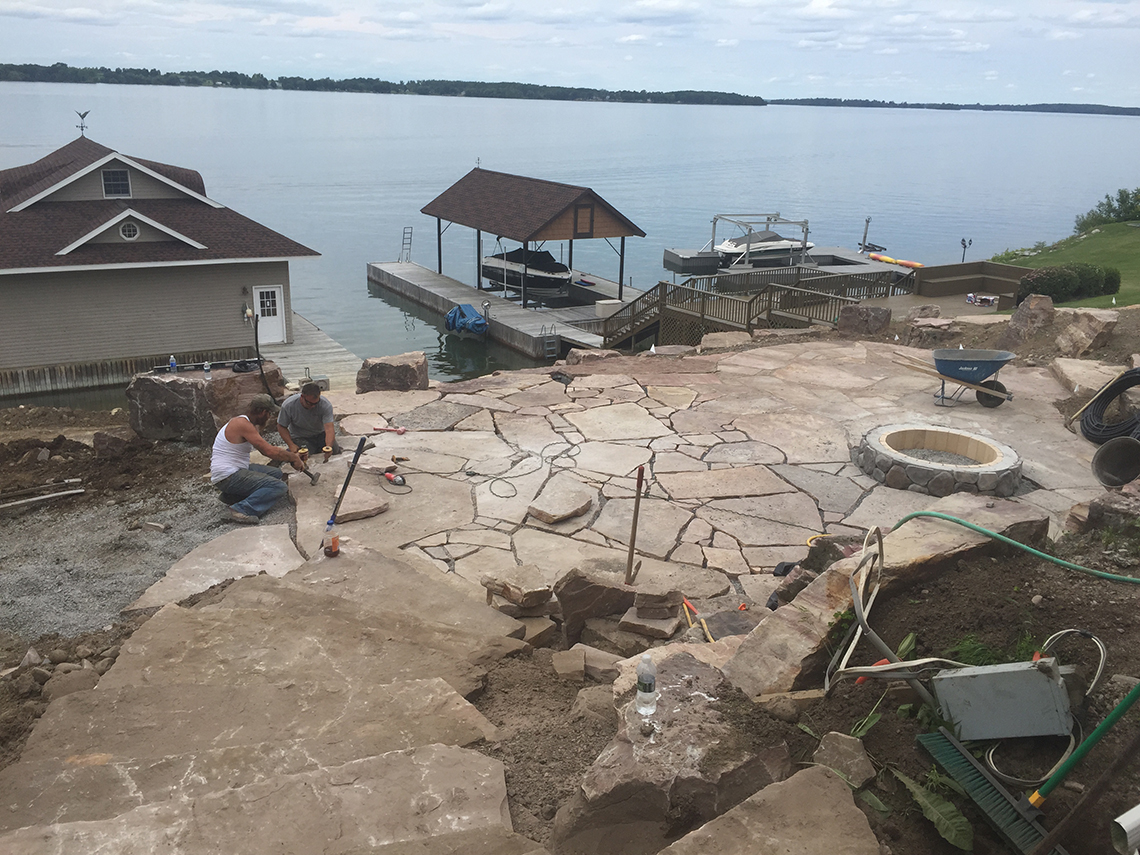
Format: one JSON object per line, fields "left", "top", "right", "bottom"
{"left": 1046, "top": 29, "right": 1081, "bottom": 40}
{"left": 615, "top": 0, "right": 704, "bottom": 25}
{"left": 0, "top": 1, "right": 116, "bottom": 24}
{"left": 936, "top": 8, "right": 1016, "bottom": 24}
{"left": 618, "top": 33, "right": 649, "bottom": 43}
{"left": 715, "top": 38, "right": 738, "bottom": 47}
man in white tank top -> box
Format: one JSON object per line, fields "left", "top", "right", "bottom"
{"left": 211, "top": 394, "right": 305, "bottom": 524}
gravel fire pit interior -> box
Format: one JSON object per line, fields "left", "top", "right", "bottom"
{"left": 854, "top": 424, "right": 1022, "bottom": 497}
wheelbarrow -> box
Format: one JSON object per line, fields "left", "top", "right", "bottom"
{"left": 895, "top": 349, "right": 1015, "bottom": 408}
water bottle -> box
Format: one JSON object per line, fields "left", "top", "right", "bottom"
{"left": 168, "top": 355, "right": 177, "bottom": 374}
{"left": 203, "top": 362, "right": 212, "bottom": 381}
{"left": 323, "top": 521, "right": 339, "bottom": 557}
{"left": 635, "top": 653, "right": 657, "bottom": 716}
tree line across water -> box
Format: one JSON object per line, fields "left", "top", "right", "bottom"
{"left": 3, "top": 62, "right": 1139, "bottom": 115}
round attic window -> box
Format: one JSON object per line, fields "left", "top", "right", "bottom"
{"left": 120, "top": 222, "right": 139, "bottom": 240}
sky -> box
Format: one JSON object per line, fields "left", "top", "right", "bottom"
{"left": 1, "top": 0, "right": 1139, "bottom": 106}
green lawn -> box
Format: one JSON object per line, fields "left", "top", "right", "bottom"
{"left": 990, "top": 222, "right": 1140, "bottom": 308}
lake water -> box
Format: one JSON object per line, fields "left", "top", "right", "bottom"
{"left": 4, "top": 81, "right": 1140, "bottom": 387}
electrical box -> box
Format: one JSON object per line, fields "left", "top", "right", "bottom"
{"left": 300, "top": 374, "right": 330, "bottom": 391}
{"left": 932, "top": 658, "right": 1072, "bottom": 741}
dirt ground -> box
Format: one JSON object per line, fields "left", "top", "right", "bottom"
{"left": 3, "top": 313, "right": 1140, "bottom": 854}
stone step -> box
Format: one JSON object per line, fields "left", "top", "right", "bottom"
{"left": 279, "top": 545, "right": 525, "bottom": 642}
{"left": 0, "top": 677, "right": 497, "bottom": 833}
{"left": 100, "top": 575, "right": 523, "bottom": 699}
{"left": 0, "top": 745, "right": 527, "bottom": 855}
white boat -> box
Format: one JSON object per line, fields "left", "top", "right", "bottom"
{"left": 481, "top": 248, "right": 572, "bottom": 300}
{"left": 714, "top": 229, "right": 813, "bottom": 261}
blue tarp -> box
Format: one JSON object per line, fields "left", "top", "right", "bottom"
{"left": 445, "top": 304, "right": 488, "bottom": 336}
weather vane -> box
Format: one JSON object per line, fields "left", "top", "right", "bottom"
{"left": 75, "top": 110, "right": 90, "bottom": 136}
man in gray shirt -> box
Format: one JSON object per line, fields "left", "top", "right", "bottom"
{"left": 277, "top": 382, "right": 341, "bottom": 460}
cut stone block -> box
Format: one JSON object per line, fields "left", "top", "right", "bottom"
{"left": 570, "top": 643, "right": 622, "bottom": 683}
{"left": 331, "top": 483, "right": 390, "bottom": 522}
{"left": 480, "top": 564, "right": 554, "bottom": 609}
{"left": 813, "top": 732, "right": 876, "bottom": 788}
{"left": 552, "top": 648, "right": 586, "bottom": 682}
{"left": 618, "top": 606, "right": 682, "bottom": 640}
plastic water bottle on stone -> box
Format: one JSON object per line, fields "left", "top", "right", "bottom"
{"left": 169, "top": 355, "right": 177, "bottom": 374}
{"left": 635, "top": 653, "right": 657, "bottom": 716}
{"left": 203, "top": 362, "right": 211, "bottom": 381}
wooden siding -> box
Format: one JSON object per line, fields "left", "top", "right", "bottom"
{"left": 47, "top": 166, "right": 184, "bottom": 203}
{"left": 0, "top": 261, "right": 292, "bottom": 371}
{"left": 536, "top": 203, "right": 631, "bottom": 242}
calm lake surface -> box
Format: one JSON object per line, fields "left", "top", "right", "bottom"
{"left": 4, "top": 81, "right": 1139, "bottom": 386}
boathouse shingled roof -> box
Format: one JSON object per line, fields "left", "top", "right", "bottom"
{"left": 420, "top": 168, "right": 645, "bottom": 243}
{"left": 0, "top": 137, "right": 318, "bottom": 273}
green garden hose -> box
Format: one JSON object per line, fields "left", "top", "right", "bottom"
{"left": 892, "top": 510, "right": 1140, "bottom": 585}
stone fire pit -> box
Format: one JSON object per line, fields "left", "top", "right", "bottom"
{"left": 853, "top": 424, "right": 1021, "bottom": 497}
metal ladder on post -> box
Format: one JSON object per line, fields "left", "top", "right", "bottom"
{"left": 398, "top": 227, "right": 413, "bottom": 262}
{"left": 539, "top": 324, "right": 560, "bottom": 360}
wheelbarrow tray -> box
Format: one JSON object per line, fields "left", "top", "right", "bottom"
{"left": 894, "top": 350, "right": 1015, "bottom": 407}
{"left": 931, "top": 349, "right": 1015, "bottom": 384}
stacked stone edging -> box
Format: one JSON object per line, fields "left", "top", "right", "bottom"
{"left": 853, "top": 424, "right": 1021, "bottom": 497}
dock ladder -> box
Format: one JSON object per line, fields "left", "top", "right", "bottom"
{"left": 539, "top": 324, "right": 560, "bottom": 359}
{"left": 399, "top": 227, "right": 413, "bottom": 262}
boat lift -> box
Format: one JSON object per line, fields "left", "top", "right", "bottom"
{"left": 708, "top": 213, "right": 812, "bottom": 266}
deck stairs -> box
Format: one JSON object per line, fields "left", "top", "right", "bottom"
{"left": 0, "top": 546, "right": 547, "bottom": 855}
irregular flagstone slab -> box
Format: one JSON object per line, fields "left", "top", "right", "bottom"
{"left": 723, "top": 494, "right": 1049, "bottom": 697}
{"left": 101, "top": 580, "right": 504, "bottom": 698}
{"left": 741, "top": 545, "right": 810, "bottom": 571}
{"left": 364, "top": 447, "right": 468, "bottom": 475}
{"left": 646, "top": 385, "right": 697, "bottom": 409}
{"left": 476, "top": 462, "right": 550, "bottom": 523}
{"left": 670, "top": 407, "right": 735, "bottom": 436}
{"left": 455, "top": 408, "right": 497, "bottom": 431}
{"left": 569, "top": 373, "right": 639, "bottom": 390}
{"left": 338, "top": 413, "right": 387, "bottom": 435}
{"left": 503, "top": 380, "right": 571, "bottom": 408}
{"left": 450, "top": 528, "right": 514, "bottom": 549}
{"left": 332, "top": 483, "right": 390, "bottom": 522}
{"left": 704, "top": 493, "right": 824, "bottom": 532}
{"left": 652, "top": 451, "right": 708, "bottom": 472}
{"left": 658, "top": 466, "right": 796, "bottom": 500}
{"left": 440, "top": 392, "right": 520, "bottom": 412}
{"left": 590, "top": 498, "right": 692, "bottom": 559}
{"left": 323, "top": 388, "right": 440, "bottom": 416}
{"left": 528, "top": 472, "right": 598, "bottom": 523}
{"left": 702, "top": 546, "right": 750, "bottom": 577}
{"left": 125, "top": 524, "right": 303, "bottom": 613}
{"left": 840, "top": 484, "right": 940, "bottom": 531}
{"left": 392, "top": 400, "right": 479, "bottom": 431}
{"left": 359, "top": 430, "right": 514, "bottom": 465}
{"left": 732, "top": 411, "right": 850, "bottom": 463}
{"left": 0, "top": 746, "right": 512, "bottom": 855}
{"left": 656, "top": 765, "right": 879, "bottom": 855}
{"left": 494, "top": 411, "right": 566, "bottom": 455}
{"left": 283, "top": 546, "right": 524, "bottom": 640}
{"left": 772, "top": 360, "right": 883, "bottom": 390}
{"left": 703, "top": 441, "right": 785, "bottom": 465}
{"left": 438, "top": 372, "right": 550, "bottom": 395}
{"left": 0, "top": 685, "right": 499, "bottom": 834}
{"left": 293, "top": 463, "right": 474, "bottom": 559}
{"left": 565, "top": 402, "right": 673, "bottom": 441}
{"left": 768, "top": 464, "right": 867, "bottom": 515}
{"left": 550, "top": 653, "right": 792, "bottom": 855}
{"left": 716, "top": 348, "right": 800, "bottom": 373}
{"left": 573, "top": 441, "right": 653, "bottom": 477}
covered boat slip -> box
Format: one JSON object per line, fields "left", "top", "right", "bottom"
{"left": 368, "top": 262, "right": 647, "bottom": 358}
{"left": 420, "top": 168, "right": 645, "bottom": 308}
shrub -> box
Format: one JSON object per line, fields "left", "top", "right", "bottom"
{"left": 1065, "top": 262, "right": 1106, "bottom": 299}
{"left": 1104, "top": 267, "right": 1122, "bottom": 295}
{"left": 1018, "top": 266, "right": 1079, "bottom": 303}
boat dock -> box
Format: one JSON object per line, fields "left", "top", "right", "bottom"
{"left": 259, "top": 313, "right": 363, "bottom": 391}
{"left": 367, "top": 262, "right": 643, "bottom": 359}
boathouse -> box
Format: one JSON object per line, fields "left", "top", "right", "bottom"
{"left": 421, "top": 168, "right": 645, "bottom": 307}
{"left": 0, "top": 136, "right": 319, "bottom": 397}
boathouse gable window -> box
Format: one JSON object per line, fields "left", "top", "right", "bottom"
{"left": 102, "top": 169, "right": 132, "bottom": 199}
{"left": 574, "top": 204, "right": 594, "bottom": 239}
{"left": 120, "top": 221, "right": 139, "bottom": 240}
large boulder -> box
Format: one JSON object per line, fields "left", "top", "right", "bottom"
{"left": 996, "top": 293, "right": 1054, "bottom": 350}
{"left": 202, "top": 363, "right": 286, "bottom": 427}
{"left": 357, "top": 351, "right": 429, "bottom": 392}
{"left": 837, "top": 305, "right": 891, "bottom": 336}
{"left": 550, "top": 652, "right": 792, "bottom": 855}
{"left": 1055, "top": 308, "right": 1118, "bottom": 357}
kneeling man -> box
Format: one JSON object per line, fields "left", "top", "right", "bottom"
{"left": 211, "top": 394, "right": 305, "bottom": 524}
{"left": 277, "top": 382, "right": 341, "bottom": 461}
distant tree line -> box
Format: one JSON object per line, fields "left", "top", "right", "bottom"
{"left": 0, "top": 62, "right": 765, "bottom": 105}
{"left": 1075, "top": 187, "right": 1140, "bottom": 232}
{"left": 768, "top": 97, "right": 1140, "bottom": 117}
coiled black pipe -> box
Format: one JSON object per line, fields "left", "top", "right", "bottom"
{"left": 1079, "top": 367, "right": 1140, "bottom": 444}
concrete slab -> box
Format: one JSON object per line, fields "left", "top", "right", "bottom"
{"left": 125, "top": 524, "right": 304, "bottom": 613}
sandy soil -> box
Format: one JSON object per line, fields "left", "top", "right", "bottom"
{"left": 3, "top": 313, "right": 1140, "bottom": 853}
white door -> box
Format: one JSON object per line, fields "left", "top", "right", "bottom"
{"left": 254, "top": 286, "right": 286, "bottom": 344}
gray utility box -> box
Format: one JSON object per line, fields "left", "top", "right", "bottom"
{"left": 932, "top": 658, "right": 1072, "bottom": 741}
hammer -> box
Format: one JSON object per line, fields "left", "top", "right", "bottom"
{"left": 298, "top": 449, "right": 321, "bottom": 486}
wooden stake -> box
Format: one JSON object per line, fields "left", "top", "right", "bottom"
{"left": 0, "top": 489, "right": 85, "bottom": 510}
{"left": 625, "top": 465, "right": 645, "bottom": 585}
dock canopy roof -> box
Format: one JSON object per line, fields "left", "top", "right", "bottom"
{"left": 421, "top": 168, "right": 645, "bottom": 244}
